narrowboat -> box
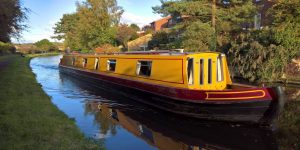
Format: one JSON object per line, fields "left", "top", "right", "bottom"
{"left": 59, "top": 51, "right": 285, "bottom": 125}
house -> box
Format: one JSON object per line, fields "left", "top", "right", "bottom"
{"left": 241, "top": 0, "right": 275, "bottom": 29}
{"left": 255, "top": 0, "right": 275, "bottom": 29}
{"left": 150, "top": 16, "right": 172, "bottom": 31}
{"left": 149, "top": 15, "right": 190, "bottom": 32}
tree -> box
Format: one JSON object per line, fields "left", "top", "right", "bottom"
{"left": 148, "top": 31, "right": 169, "bottom": 50}
{"left": 270, "top": 0, "right": 300, "bottom": 59}
{"left": 53, "top": 0, "right": 123, "bottom": 52}
{"left": 75, "top": 0, "right": 123, "bottom": 51}
{"left": 228, "top": 1, "right": 300, "bottom": 82}
{"left": 53, "top": 13, "right": 80, "bottom": 51}
{"left": 130, "top": 23, "right": 140, "bottom": 31}
{"left": 34, "top": 39, "right": 57, "bottom": 52}
{"left": 0, "top": 0, "right": 28, "bottom": 42}
{"left": 116, "top": 24, "right": 137, "bottom": 51}
{"left": 182, "top": 22, "right": 215, "bottom": 51}
{"left": 152, "top": 0, "right": 257, "bottom": 51}
{"left": 142, "top": 25, "right": 154, "bottom": 34}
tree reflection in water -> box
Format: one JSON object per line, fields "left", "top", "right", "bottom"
{"left": 84, "top": 98, "right": 278, "bottom": 150}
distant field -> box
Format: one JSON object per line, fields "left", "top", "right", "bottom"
{"left": 14, "top": 43, "right": 65, "bottom": 54}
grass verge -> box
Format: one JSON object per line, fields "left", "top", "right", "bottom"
{"left": 24, "top": 52, "right": 61, "bottom": 58}
{"left": 0, "top": 55, "right": 100, "bottom": 150}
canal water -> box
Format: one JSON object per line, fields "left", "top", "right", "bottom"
{"left": 30, "top": 55, "right": 300, "bottom": 150}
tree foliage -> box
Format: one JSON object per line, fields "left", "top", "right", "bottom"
{"left": 228, "top": 0, "right": 300, "bottom": 81}
{"left": 53, "top": 13, "right": 80, "bottom": 50}
{"left": 116, "top": 24, "right": 138, "bottom": 51}
{"left": 53, "top": 0, "right": 123, "bottom": 51}
{"left": 129, "top": 23, "right": 140, "bottom": 31}
{"left": 148, "top": 31, "right": 170, "bottom": 50}
{"left": 152, "top": 0, "right": 300, "bottom": 81}
{"left": 152, "top": 0, "right": 257, "bottom": 51}
{"left": 0, "top": 42, "right": 16, "bottom": 55}
{"left": 182, "top": 22, "right": 215, "bottom": 51}
{"left": 34, "top": 39, "right": 58, "bottom": 52}
{"left": 0, "top": 0, "right": 28, "bottom": 42}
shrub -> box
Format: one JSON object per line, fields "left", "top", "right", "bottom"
{"left": 49, "top": 45, "right": 59, "bottom": 52}
{"left": 95, "top": 44, "right": 120, "bottom": 53}
{"left": 228, "top": 28, "right": 299, "bottom": 82}
{"left": 0, "top": 42, "right": 16, "bottom": 55}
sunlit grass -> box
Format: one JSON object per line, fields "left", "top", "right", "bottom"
{"left": 0, "top": 55, "right": 101, "bottom": 150}
{"left": 24, "top": 52, "right": 61, "bottom": 58}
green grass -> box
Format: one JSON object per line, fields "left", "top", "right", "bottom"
{"left": 0, "top": 55, "right": 100, "bottom": 150}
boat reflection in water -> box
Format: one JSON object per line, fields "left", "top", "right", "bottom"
{"left": 60, "top": 73, "right": 278, "bottom": 150}
{"left": 85, "top": 101, "right": 278, "bottom": 150}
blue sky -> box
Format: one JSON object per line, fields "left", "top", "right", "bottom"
{"left": 14, "top": 0, "right": 162, "bottom": 43}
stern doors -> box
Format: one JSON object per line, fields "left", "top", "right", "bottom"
{"left": 187, "top": 54, "right": 226, "bottom": 90}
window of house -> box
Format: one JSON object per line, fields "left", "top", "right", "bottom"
{"left": 187, "top": 58, "right": 194, "bottom": 85}
{"left": 199, "top": 59, "right": 204, "bottom": 85}
{"left": 82, "top": 58, "right": 87, "bottom": 68}
{"left": 223, "top": 0, "right": 230, "bottom": 5}
{"left": 136, "top": 61, "right": 152, "bottom": 77}
{"left": 107, "top": 59, "right": 116, "bottom": 71}
{"left": 208, "top": 59, "right": 212, "bottom": 84}
{"left": 94, "top": 58, "right": 99, "bottom": 70}
{"left": 254, "top": 13, "right": 262, "bottom": 29}
{"left": 216, "top": 56, "right": 224, "bottom": 82}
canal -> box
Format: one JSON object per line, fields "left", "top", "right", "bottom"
{"left": 30, "top": 55, "right": 300, "bottom": 150}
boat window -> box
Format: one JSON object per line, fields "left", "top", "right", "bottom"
{"left": 72, "top": 57, "right": 76, "bottom": 66}
{"left": 136, "top": 61, "right": 152, "bottom": 77}
{"left": 199, "top": 59, "right": 204, "bottom": 85}
{"left": 187, "top": 58, "right": 194, "bottom": 85}
{"left": 107, "top": 59, "right": 116, "bottom": 71}
{"left": 82, "top": 58, "right": 87, "bottom": 68}
{"left": 95, "top": 58, "right": 99, "bottom": 70}
{"left": 208, "top": 58, "right": 212, "bottom": 84}
{"left": 217, "top": 55, "right": 224, "bottom": 82}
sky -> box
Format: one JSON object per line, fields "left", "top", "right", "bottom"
{"left": 13, "top": 0, "right": 162, "bottom": 43}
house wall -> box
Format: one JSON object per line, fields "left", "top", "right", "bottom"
{"left": 242, "top": 0, "right": 275, "bottom": 29}
{"left": 150, "top": 16, "right": 172, "bottom": 31}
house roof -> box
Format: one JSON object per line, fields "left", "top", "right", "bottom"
{"left": 150, "top": 16, "right": 172, "bottom": 24}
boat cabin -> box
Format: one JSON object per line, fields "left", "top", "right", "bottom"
{"left": 60, "top": 52, "right": 232, "bottom": 90}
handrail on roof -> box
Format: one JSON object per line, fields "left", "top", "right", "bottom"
{"left": 68, "top": 50, "right": 189, "bottom": 56}
{"left": 67, "top": 50, "right": 221, "bottom": 56}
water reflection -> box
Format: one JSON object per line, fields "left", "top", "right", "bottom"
{"left": 63, "top": 72, "right": 278, "bottom": 149}
{"left": 30, "top": 55, "right": 300, "bottom": 150}
{"left": 85, "top": 100, "right": 278, "bottom": 150}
